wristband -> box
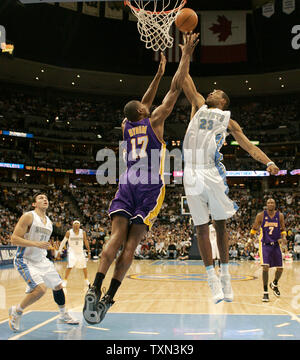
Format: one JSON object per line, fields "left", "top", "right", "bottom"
{"left": 266, "top": 161, "right": 275, "bottom": 167}
{"left": 250, "top": 229, "right": 257, "bottom": 235}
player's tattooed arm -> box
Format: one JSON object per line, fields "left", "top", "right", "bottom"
{"left": 228, "top": 119, "right": 279, "bottom": 175}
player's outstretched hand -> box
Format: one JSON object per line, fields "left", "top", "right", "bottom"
{"left": 267, "top": 163, "right": 279, "bottom": 175}
{"left": 179, "top": 32, "right": 199, "bottom": 56}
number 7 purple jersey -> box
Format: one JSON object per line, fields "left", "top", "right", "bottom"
{"left": 258, "top": 210, "right": 283, "bottom": 268}
{"left": 109, "top": 117, "right": 166, "bottom": 230}
{"left": 260, "top": 210, "right": 281, "bottom": 244}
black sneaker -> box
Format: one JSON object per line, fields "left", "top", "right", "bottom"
{"left": 270, "top": 282, "right": 280, "bottom": 297}
{"left": 97, "top": 293, "right": 115, "bottom": 323}
{"left": 262, "top": 292, "right": 270, "bottom": 302}
{"left": 83, "top": 285, "right": 101, "bottom": 325}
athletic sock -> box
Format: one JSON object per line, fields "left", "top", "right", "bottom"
{"left": 206, "top": 265, "right": 216, "bottom": 279}
{"left": 220, "top": 263, "right": 229, "bottom": 276}
{"left": 273, "top": 279, "right": 278, "bottom": 286}
{"left": 263, "top": 270, "right": 268, "bottom": 292}
{"left": 107, "top": 278, "right": 121, "bottom": 299}
{"left": 93, "top": 272, "right": 105, "bottom": 292}
{"left": 58, "top": 306, "right": 66, "bottom": 315}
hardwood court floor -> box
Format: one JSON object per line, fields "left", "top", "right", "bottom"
{"left": 0, "top": 259, "right": 300, "bottom": 340}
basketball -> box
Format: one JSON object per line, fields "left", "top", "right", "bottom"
{"left": 175, "top": 8, "right": 198, "bottom": 33}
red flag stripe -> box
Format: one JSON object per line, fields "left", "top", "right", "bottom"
{"left": 201, "top": 44, "right": 246, "bottom": 63}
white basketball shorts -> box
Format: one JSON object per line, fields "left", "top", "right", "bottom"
{"left": 184, "top": 165, "right": 238, "bottom": 226}
{"left": 14, "top": 256, "right": 62, "bottom": 292}
{"left": 67, "top": 248, "right": 87, "bottom": 269}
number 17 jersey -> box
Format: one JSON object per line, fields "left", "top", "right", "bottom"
{"left": 109, "top": 117, "right": 166, "bottom": 230}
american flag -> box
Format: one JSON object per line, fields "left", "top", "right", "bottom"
{"left": 154, "top": 24, "right": 195, "bottom": 62}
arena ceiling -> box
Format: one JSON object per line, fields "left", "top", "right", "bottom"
{"left": 0, "top": 56, "right": 299, "bottom": 98}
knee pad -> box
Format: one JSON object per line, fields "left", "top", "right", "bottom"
{"left": 53, "top": 288, "right": 65, "bottom": 306}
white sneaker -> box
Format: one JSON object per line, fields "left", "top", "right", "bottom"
{"left": 8, "top": 306, "right": 22, "bottom": 332}
{"left": 25, "top": 285, "right": 33, "bottom": 294}
{"left": 207, "top": 276, "right": 224, "bottom": 304}
{"left": 84, "top": 279, "right": 90, "bottom": 286}
{"left": 220, "top": 274, "right": 234, "bottom": 302}
{"left": 62, "top": 280, "right": 67, "bottom": 288}
{"left": 58, "top": 312, "right": 79, "bottom": 325}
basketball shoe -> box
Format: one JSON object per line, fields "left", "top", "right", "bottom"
{"left": 83, "top": 285, "right": 101, "bottom": 324}
{"left": 262, "top": 292, "right": 270, "bottom": 302}
{"left": 220, "top": 274, "right": 234, "bottom": 302}
{"left": 58, "top": 312, "right": 79, "bottom": 325}
{"left": 270, "top": 282, "right": 280, "bottom": 297}
{"left": 207, "top": 276, "right": 224, "bottom": 304}
{"left": 8, "top": 306, "right": 22, "bottom": 332}
{"left": 97, "top": 293, "right": 115, "bottom": 323}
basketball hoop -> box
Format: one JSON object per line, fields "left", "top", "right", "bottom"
{"left": 124, "top": 0, "right": 187, "bottom": 52}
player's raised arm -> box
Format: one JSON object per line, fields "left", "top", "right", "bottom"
{"left": 150, "top": 33, "right": 199, "bottom": 133}
{"left": 228, "top": 119, "right": 279, "bottom": 175}
{"left": 141, "top": 52, "right": 166, "bottom": 110}
{"left": 183, "top": 74, "right": 205, "bottom": 119}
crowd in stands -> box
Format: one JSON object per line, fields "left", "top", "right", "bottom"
{"left": 0, "top": 86, "right": 299, "bottom": 172}
{"left": 1, "top": 87, "right": 299, "bottom": 137}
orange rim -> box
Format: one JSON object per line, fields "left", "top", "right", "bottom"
{"left": 124, "top": 0, "right": 186, "bottom": 14}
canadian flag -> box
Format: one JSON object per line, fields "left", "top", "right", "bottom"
{"left": 200, "top": 11, "right": 247, "bottom": 63}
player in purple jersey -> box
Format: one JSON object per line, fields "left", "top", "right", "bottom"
{"left": 83, "top": 33, "right": 199, "bottom": 325}
{"left": 250, "top": 198, "right": 287, "bottom": 302}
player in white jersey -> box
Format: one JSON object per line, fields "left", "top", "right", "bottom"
{"left": 57, "top": 220, "right": 91, "bottom": 287}
{"left": 181, "top": 61, "right": 279, "bottom": 303}
{"left": 8, "top": 192, "right": 79, "bottom": 332}
{"left": 209, "top": 221, "right": 220, "bottom": 269}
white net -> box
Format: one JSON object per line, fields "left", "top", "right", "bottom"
{"left": 125, "top": 0, "right": 186, "bottom": 52}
